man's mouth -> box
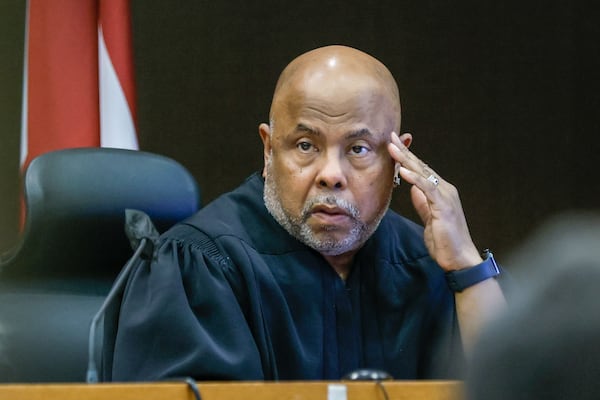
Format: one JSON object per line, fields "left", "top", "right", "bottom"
{"left": 309, "top": 205, "right": 352, "bottom": 225}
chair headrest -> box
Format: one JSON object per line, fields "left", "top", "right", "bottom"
{"left": 1, "top": 147, "right": 201, "bottom": 279}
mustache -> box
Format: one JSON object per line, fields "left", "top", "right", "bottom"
{"left": 302, "top": 195, "right": 360, "bottom": 221}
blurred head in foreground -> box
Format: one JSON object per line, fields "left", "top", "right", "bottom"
{"left": 467, "top": 212, "right": 600, "bottom": 400}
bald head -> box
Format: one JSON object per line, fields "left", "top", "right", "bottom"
{"left": 258, "top": 46, "right": 403, "bottom": 263}
{"left": 270, "top": 45, "right": 401, "bottom": 133}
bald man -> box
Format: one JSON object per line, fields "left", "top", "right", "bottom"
{"left": 106, "top": 45, "right": 505, "bottom": 381}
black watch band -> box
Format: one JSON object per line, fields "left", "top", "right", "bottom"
{"left": 445, "top": 250, "right": 500, "bottom": 292}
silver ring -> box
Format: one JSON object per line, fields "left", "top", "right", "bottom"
{"left": 427, "top": 174, "right": 439, "bottom": 186}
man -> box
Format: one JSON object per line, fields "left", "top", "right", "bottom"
{"left": 106, "top": 45, "right": 505, "bottom": 381}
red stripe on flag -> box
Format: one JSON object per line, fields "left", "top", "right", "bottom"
{"left": 24, "top": 0, "right": 100, "bottom": 170}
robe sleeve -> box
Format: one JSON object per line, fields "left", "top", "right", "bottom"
{"left": 107, "top": 235, "right": 264, "bottom": 381}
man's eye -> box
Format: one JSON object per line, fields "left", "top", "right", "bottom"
{"left": 297, "top": 142, "right": 314, "bottom": 152}
{"left": 350, "top": 145, "right": 369, "bottom": 156}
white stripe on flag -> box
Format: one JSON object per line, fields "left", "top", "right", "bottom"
{"left": 19, "top": 0, "right": 31, "bottom": 168}
{"left": 98, "top": 26, "right": 138, "bottom": 150}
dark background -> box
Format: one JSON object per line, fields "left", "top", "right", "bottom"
{"left": 1, "top": 1, "right": 599, "bottom": 263}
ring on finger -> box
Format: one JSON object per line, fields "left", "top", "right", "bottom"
{"left": 427, "top": 174, "right": 439, "bottom": 186}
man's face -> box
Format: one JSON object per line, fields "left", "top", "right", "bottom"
{"left": 260, "top": 67, "right": 399, "bottom": 257}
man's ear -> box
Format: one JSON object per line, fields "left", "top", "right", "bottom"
{"left": 259, "top": 123, "right": 272, "bottom": 178}
{"left": 399, "top": 132, "right": 413, "bottom": 148}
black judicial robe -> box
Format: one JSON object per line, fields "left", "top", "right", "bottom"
{"left": 106, "top": 173, "right": 463, "bottom": 381}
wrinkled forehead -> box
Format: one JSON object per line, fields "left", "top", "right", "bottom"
{"left": 270, "top": 48, "right": 401, "bottom": 131}
{"left": 272, "top": 65, "right": 401, "bottom": 133}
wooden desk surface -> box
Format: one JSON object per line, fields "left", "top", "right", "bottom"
{"left": 0, "top": 380, "right": 463, "bottom": 400}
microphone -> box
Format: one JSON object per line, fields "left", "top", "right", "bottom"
{"left": 86, "top": 209, "right": 159, "bottom": 383}
{"left": 342, "top": 368, "right": 393, "bottom": 381}
{"left": 342, "top": 369, "right": 393, "bottom": 400}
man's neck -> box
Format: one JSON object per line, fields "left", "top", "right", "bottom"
{"left": 323, "top": 251, "right": 357, "bottom": 281}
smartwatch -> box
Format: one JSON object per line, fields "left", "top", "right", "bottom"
{"left": 445, "top": 249, "right": 500, "bottom": 292}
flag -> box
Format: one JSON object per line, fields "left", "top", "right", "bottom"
{"left": 20, "top": 0, "right": 138, "bottom": 171}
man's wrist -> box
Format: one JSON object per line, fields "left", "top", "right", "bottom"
{"left": 445, "top": 249, "right": 500, "bottom": 292}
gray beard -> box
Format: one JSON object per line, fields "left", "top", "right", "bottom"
{"left": 263, "top": 160, "right": 391, "bottom": 256}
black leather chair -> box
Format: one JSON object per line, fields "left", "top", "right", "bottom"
{"left": 0, "top": 148, "right": 201, "bottom": 382}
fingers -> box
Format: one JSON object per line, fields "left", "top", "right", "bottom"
{"left": 410, "top": 184, "right": 432, "bottom": 223}
{"left": 388, "top": 132, "right": 443, "bottom": 198}
{"left": 388, "top": 131, "right": 481, "bottom": 270}
{"left": 399, "top": 167, "right": 446, "bottom": 214}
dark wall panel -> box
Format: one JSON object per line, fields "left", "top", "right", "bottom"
{"left": 1, "top": 1, "right": 599, "bottom": 261}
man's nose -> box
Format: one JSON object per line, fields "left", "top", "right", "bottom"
{"left": 316, "top": 152, "right": 347, "bottom": 190}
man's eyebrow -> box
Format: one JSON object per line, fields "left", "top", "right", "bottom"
{"left": 346, "top": 128, "right": 376, "bottom": 140}
{"left": 296, "top": 124, "right": 321, "bottom": 136}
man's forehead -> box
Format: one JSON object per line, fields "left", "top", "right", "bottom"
{"left": 276, "top": 67, "right": 398, "bottom": 117}
{"left": 272, "top": 84, "right": 399, "bottom": 133}
{"left": 294, "top": 123, "right": 380, "bottom": 139}
{"left": 277, "top": 73, "right": 394, "bottom": 113}
{"left": 284, "top": 61, "right": 387, "bottom": 95}
{"left": 270, "top": 47, "right": 401, "bottom": 133}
